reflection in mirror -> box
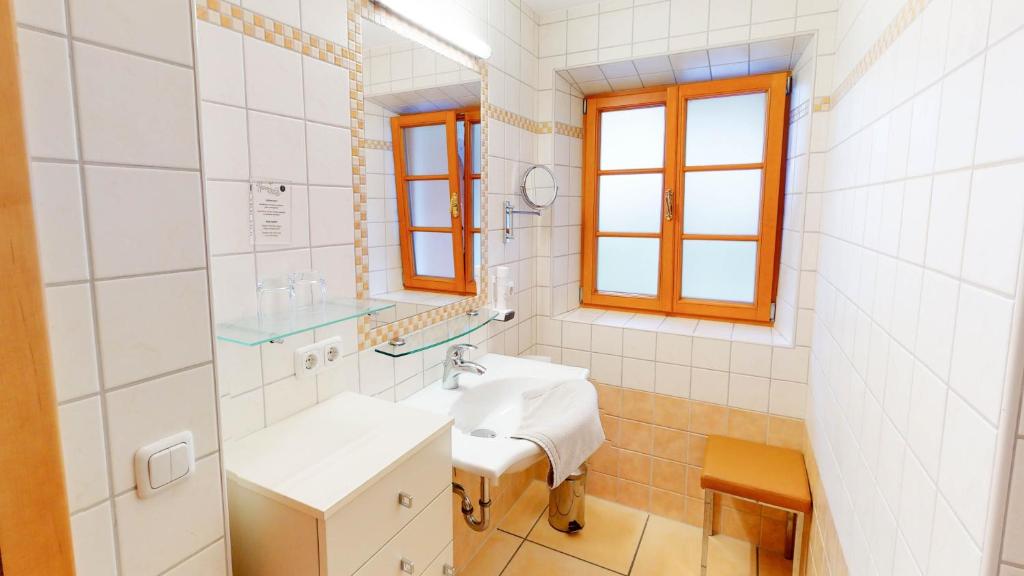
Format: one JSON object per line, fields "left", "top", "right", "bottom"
{"left": 362, "top": 19, "right": 482, "bottom": 325}
{"left": 520, "top": 164, "right": 558, "bottom": 209}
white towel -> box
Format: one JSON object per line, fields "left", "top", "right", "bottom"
{"left": 511, "top": 379, "right": 605, "bottom": 488}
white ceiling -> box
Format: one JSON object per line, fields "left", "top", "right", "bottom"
{"left": 557, "top": 34, "right": 813, "bottom": 95}
{"left": 367, "top": 81, "right": 481, "bottom": 115}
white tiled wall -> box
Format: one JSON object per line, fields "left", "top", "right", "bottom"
{"left": 14, "top": 0, "right": 226, "bottom": 574}
{"left": 194, "top": 10, "right": 361, "bottom": 441}
{"left": 808, "top": 0, "right": 1024, "bottom": 574}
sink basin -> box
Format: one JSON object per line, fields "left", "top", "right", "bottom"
{"left": 401, "top": 353, "right": 589, "bottom": 482}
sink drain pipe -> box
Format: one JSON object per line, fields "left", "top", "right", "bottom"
{"left": 452, "top": 477, "right": 491, "bottom": 532}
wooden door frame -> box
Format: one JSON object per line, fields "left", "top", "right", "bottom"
{"left": 0, "top": 0, "right": 76, "bottom": 573}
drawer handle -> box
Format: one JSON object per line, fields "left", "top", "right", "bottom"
{"left": 400, "top": 558, "right": 415, "bottom": 574}
{"left": 398, "top": 492, "right": 414, "bottom": 508}
{"left": 443, "top": 564, "right": 456, "bottom": 576}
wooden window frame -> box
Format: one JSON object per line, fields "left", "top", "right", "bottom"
{"left": 581, "top": 73, "right": 789, "bottom": 324}
{"left": 461, "top": 109, "right": 481, "bottom": 295}
{"left": 391, "top": 110, "right": 470, "bottom": 294}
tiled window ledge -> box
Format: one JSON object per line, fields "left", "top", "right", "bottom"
{"left": 553, "top": 307, "right": 795, "bottom": 348}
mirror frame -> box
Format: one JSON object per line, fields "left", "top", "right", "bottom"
{"left": 519, "top": 164, "right": 559, "bottom": 210}
{"left": 355, "top": 3, "right": 490, "bottom": 350}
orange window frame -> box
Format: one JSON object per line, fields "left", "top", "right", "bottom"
{"left": 390, "top": 108, "right": 480, "bottom": 295}
{"left": 581, "top": 72, "right": 789, "bottom": 324}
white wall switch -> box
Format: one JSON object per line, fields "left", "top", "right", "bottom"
{"left": 134, "top": 431, "right": 195, "bottom": 499}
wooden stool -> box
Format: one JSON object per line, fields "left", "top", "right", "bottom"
{"left": 699, "top": 436, "right": 811, "bottom": 576}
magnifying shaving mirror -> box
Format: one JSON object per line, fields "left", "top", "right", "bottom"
{"left": 504, "top": 164, "right": 559, "bottom": 243}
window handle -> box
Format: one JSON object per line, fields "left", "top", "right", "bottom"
{"left": 450, "top": 193, "right": 460, "bottom": 219}
{"left": 664, "top": 189, "right": 674, "bottom": 221}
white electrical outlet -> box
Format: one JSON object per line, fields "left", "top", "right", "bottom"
{"left": 294, "top": 341, "right": 323, "bottom": 378}
{"left": 321, "top": 336, "right": 343, "bottom": 367}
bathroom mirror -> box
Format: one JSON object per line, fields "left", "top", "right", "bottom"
{"left": 520, "top": 164, "right": 559, "bottom": 209}
{"left": 360, "top": 18, "right": 484, "bottom": 326}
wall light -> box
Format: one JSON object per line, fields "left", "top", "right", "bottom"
{"left": 374, "top": 0, "right": 492, "bottom": 60}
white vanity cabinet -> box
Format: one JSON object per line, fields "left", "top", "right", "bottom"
{"left": 225, "top": 392, "right": 454, "bottom": 576}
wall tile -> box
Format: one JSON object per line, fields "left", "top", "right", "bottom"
{"left": 164, "top": 540, "right": 228, "bottom": 576}
{"left": 306, "top": 123, "right": 352, "bottom": 186}
{"left": 68, "top": 0, "right": 193, "bottom": 65}
{"left": 937, "top": 393, "right": 996, "bottom": 544}
{"left": 729, "top": 342, "right": 771, "bottom": 377}
{"left": 949, "top": 285, "right": 1013, "bottom": 425}
{"left": 924, "top": 169, "right": 970, "bottom": 276}
{"left": 85, "top": 166, "right": 206, "bottom": 277}
{"left": 934, "top": 57, "right": 983, "bottom": 171}
{"left": 58, "top": 397, "right": 109, "bottom": 512}
{"left": 201, "top": 102, "right": 250, "bottom": 180}
{"left": 961, "top": 163, "right": 1024, "bottom": 296}
{"left": 45, "top": 284, "right": 100, "bottom": 402}
{"left": 14, "top": 0, "right": 67, "bottom": 32}
{"left": 299, "top": 0, "right": 347, "bottom": 45}
{"left": 205, "top": 181, "right": 254, "bottom": 256}
{"left": 74, "top": 42, "right": 199, "bottom": 168}
{"left": 17, "top": 29, "right": 78, "bottom": 159}
{"left": 244, "top": 36, "right": 304, "bottom": 117}
{"left": 913, "top": 271, "right": 958, "bottom": 380}
{"left": 690, "top": 367, "right": 728, "bottom": 404}
{"left": 976, "top": 28, "right": 1024, "bottom": 163}
{"left": 728, "top": 373, "right": 769, "bottom": 411}
{"left": 70, "top": 503, "right": 118, "bottom": 576}
{"left": 114, "top": 456, "right": 224, "bottom": 576}
{"left": 248, "top": 111, "right": 307, "bottom": 183}
{"left": 897, "top": 452, "right": 937, "bottom": 568}
{"left": 94, "top": 270, "right": 213, "bottom": 387}
{"left": 709, "top": 0, "right": 751, "bottom": 29}
{"left": 928, "top": 496, "right": 981, "bottom": 575}
{"left": 196, "top": 22, "right": 246, "bottom": 107}
{"left": 309, "top": 186, "right": 355, "bottom": 246}
{"left": 598, "top": 9, "right": 632, "bottom": 47}
{"left": 303, "top": 56, "right": 351, "bottom": 127}
{"left": 29, "top": 162, "right": 89, "bottom": 283}
{"left": 906, "top": 363, "right": 947, "bottom": 479}
{"left": 265, "top": 375, "right": 318, "bottom": 424}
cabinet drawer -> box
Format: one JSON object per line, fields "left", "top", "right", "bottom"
{"left": 326, "top": 430, "right": 451, "bottom": 576}
{"left": 353, "top": 488, "right": 453, "bottom": 576}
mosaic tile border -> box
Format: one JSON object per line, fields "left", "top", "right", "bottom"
{"left": 483, "top": 102, "right": 584, "bottom": 139}
{"left": 830, "top": 0, "right": 930, "bottom": 106}
{"left": 364, "top": 138, "right": 393, "bottom": 151}
{"left": 195, "top": 0, "right": 356, "bottom": 67}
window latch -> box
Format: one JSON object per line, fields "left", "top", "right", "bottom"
{"left": 664, "top": 188, "right": 674, "bottom": 221}
{"left": 450, "top": 193, "right": 460, "bottom": 219}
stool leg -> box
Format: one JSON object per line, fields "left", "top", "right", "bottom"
{"left": 701, "top": 490, "right": 714, "bottom": 576}
{"left": 791, "top": 511, "right": 805, "bottom": 576}
{"left": 785, "top": 511, "right": 795, "bottom": 560}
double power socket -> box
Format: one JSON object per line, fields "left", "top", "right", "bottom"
{"left": 294, "top": 336, "right": 343, "bottom": 379}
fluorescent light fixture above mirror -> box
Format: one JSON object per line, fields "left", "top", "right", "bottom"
{"left": 374, "top": 0, "right": 492, "bottom": 59}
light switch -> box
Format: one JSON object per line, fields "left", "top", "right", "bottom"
{"left": 169, "top": 443, "right": 191, "bottom": 480}
{"left": 134, "top": 431, "right": 194, "bottom": 499}
{"left": 148, "top": 449, "right": 171, "bottom": 489}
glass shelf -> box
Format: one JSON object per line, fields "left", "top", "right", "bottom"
{"left": 374, "top": 309, "right": 499, "bottom": 357}
{"left": 216, "top": 298, "right": 396, "bottom": 347}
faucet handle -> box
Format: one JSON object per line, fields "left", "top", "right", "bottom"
{"left": 447, "top": 343, "right": 476, "bottom": 360}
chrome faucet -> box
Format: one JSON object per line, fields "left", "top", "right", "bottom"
{"left": 442, "top": 344, "right": 486, "bottom": 390}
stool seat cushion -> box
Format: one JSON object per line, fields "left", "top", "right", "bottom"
{"left": 700, "top": 435, "right": 811, "bottom": 513}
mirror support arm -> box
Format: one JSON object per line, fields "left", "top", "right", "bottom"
{"left": 504, "top": 200, "right": 541, "bottom": 243}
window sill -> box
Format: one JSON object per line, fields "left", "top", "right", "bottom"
{"left": 552, "top": 306, "right": 795, "bottom": 348}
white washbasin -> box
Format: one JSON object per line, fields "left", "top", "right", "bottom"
{"left": 401, "top": 353, "right": 589, "bottom": 482}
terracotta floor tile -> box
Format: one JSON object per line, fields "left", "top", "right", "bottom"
{"left": 526, "top": 496, "right": 647, "bottom": 574}
{"left": 502, "top": 541, "right": 619, "bottom": 576}
{"left": 498, "top": 480, "right": 550, "bottom": 537}
{"left": 629, "top": 514, "right": 758, "bottom": 576}
{"left": 461, "top": 530, "right": 523, "bottom": 576}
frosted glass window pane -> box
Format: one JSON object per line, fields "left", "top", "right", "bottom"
{"left": 473, "top": 233, "right": 481, "bottom": 271}
{"left": 600, "top": 106, "right": 665, "bottom": 170}
{"left": 683, "top": 170, "right": 762, "bottom": 235}
{"left": 456, "top": 120, "right": 466, "bottom": 173}
{"left": 408, "top": 180, "right": 452, "bottom": 227}
{"left": 597, "top": 237, "right": 660, "bottom": 296}
{"left": 598, "top": 174, "right": 663, "bottom": 233}
{"left": 471, "top": 122, "right": 481, "bottom": 174}
{"left": 686, "top": 93, "right": 766, "bottom": 166}
{"left": 681, "top": 240, "right": 757, "bottom": 303}
{"left": 404, "top": 124, "right": 448, "bottom": 175}
{"left": 472, "top": 179, "right": 481, "bottom": 228}
{"left": 413, "top": 232, "right": 454, "bottom": 278}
